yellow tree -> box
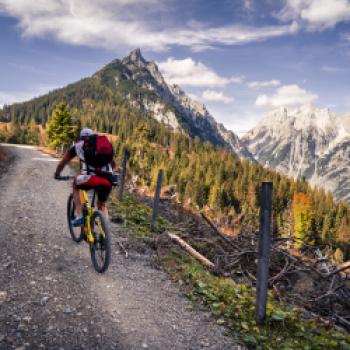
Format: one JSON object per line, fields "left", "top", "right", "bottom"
{"left": 292, "top": 192, "right": 314, "bottom": 248}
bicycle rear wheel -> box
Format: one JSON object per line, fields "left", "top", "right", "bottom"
{"left": 90, "top": 210, "right": 111, "bottom": 273}
{"left": 67, "top": 194, "right": 84, "bottom": 243}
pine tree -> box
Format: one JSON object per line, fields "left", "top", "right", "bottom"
{"left": 47, "top": 103, "right": 75, "bottom": 150}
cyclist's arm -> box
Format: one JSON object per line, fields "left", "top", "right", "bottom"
{"left": 54, "top": 152, "right": 72, "bottom": 178}
{"left": 54, "top": 146, "right": 76, "bottom": 178}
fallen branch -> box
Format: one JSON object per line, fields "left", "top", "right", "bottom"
{"left": 335, "top": 315, "right": 350, "bottom": 330}
{"left": 167, "top": 232, "right": 215, "bottom": 268}
{"left": 225, "top": 250, "right": 257, "bottom": 269}
{"left": 116, "top": 239, "right": 128, "bottom": 258}
{"left": 200, "top": 213, "right": 235, "bottom": 248}
{"left": 269, "top": 259, "right": 290, "bottom": 284}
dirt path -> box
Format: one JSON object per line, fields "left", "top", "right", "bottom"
{"left": 0, "top": 144, "right": 241, "bottom": 350}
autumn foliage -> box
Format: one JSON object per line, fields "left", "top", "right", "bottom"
{"left": 292, "top": 193, "right": 314, "bottom": 248}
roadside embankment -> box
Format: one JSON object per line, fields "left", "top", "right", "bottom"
{"left": 0, "top": 144, "right": 6, "bottom": 161}
{"left": 0, "top": 144, "right": 15, "bottom": 177}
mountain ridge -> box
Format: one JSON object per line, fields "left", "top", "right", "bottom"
{"left": 0, "top": 48, "right": 253, "bottom": 160}
{"left": 120, "top": 49, "right": 254, "bottom": 159}
{"left": 243, "top": 105, "right": 350, "bottom": 201}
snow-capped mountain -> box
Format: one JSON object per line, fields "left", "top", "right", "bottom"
{"left": 119, "top": 49, "right": 253, "bottom": 159}
{"left": 243, "top": 105, "right": 350, "bottom": 201}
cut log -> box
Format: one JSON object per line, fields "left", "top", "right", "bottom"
{"left": 167, "top": 232, "right": 215, "bottom": 268}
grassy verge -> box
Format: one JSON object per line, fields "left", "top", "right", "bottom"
{"left": 109, "top": 193, "right": 172, "bottom": 249}
{"left": 109, "top": 193, "right": 350, "bottom": 350}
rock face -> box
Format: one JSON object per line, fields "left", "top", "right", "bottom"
{"left": 243, "top": 105, "right": 350, "bottom": 201}
{"left": 107, "top": 48, "right": 253, "bottom": 159}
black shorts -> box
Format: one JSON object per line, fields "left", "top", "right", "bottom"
{"left": 74, "top": 174, "right": 112, "bottom": 203}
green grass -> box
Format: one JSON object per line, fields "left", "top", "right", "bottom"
{"left": 109, "top": 193, "right": 172, "bottom": 248}
{"left": 160, "top": 249, "right": 350, "bottom": 350}
{"left": 109, "top": 193, "right": 350, "bottom": 350}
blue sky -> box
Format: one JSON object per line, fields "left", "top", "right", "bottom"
{"left": 0, "top": 0, "right": 350, "bottom": 135}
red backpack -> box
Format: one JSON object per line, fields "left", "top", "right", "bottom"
{"left": 83, "top": 135, "right": 114, "bottom": 168}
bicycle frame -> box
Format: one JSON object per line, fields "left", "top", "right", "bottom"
{"left": 80, "top": 190, "right": 94, "bottom": 244}
{"left": 80, "top": 189, "right": 106, "bottom": 244}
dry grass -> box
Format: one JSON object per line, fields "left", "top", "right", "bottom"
{"left": 0, "top": 122, "right": 8, "bottom": 131}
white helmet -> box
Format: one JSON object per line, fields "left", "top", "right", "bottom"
{"left": 80, "top": 127, "right": 93, "bottom": 138}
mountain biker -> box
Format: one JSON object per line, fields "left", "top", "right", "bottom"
{"left": 54, "top": 127, "right": 117, "bottom": 226}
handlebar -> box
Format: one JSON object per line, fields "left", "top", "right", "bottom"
{"left": 55, "top": 175, "right": 74, "bottom": 181}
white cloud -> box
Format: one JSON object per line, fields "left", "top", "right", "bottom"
{"left": 0, "top": 91, "right": 34, "bottom": 108}
{"left": 158, "top": 58, "right": 243, "bottom": 87}
{"left": 243, "top": 0, "right": 254, "bottom": 11}
{"left": 0, "top": 86, "right": 58, "bottom": 108}
{"left": 343, "top": 32, "right": 350, "bottom": 41}
{"left": 255, "top": 84, "right": 318, "bottom": 108}
{"left": 0, "top": 0, "right": 299, "bottom": 51}
{"left": 321, "top": 65, "right": 343, "bottom": 72}
{"left": 247, "top": 80, "right": 281, "bottom": 89}
{"left": 207, "top": 106, "right": 261, "bottom": 136}
{"left": 278, "top": 0, "right": 350, "bottom": 30}
{"left": 187, "top": 93, "right": 200, "bottom": 101}
{"left": 201, "top": 90, "right": 234, "bottom": 104}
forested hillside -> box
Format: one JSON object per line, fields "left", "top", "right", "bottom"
{"left": 108, "top": 113, "right": 350, "bottom": 259}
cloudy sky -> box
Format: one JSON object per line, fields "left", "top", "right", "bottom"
{"left": 1, "top": 0, "right": 350, "bottom": 135}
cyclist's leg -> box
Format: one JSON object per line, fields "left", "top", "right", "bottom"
{"left": 96, "top": 185, "right": 112, "bottom": 219}
{"left": 97, "top": 200, "right": 108, "bottom": 218}
{"left": 72, "top": 174, "right": 94, "bottom": 225}
{"left": 73, "top": 179, "right": 82, "bottom": 217}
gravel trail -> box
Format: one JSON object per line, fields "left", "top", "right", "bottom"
{"left": 0, "top": 144, "right": 241, "bottom": 350}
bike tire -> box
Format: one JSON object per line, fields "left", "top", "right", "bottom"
{"left": 90, "top": 210, "right": 111, "bottom": 273}
{"left": 67, "top": 194, "right": 84, "bottom": 243}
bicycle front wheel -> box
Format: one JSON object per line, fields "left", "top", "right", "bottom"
{"left": 67, "top": 194, "right": 84, "bottom": 243}
{"left": 90, "top": 210, "right": 111, "bottom": 273}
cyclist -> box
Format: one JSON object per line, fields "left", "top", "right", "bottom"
{"left": 54, "top": 128, "right": 117, "bottom": 226}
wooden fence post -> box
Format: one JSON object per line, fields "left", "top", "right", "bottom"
{"left": 118, "top": 149, "right": 128, "bottom": 200}
{"left": 150, "top": 169, "right": 163, "bottom": 231}
{"left": 255, "top": 181, "right": 273, "bottom": 325}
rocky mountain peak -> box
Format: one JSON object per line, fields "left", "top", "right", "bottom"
{"left": 253, "top": 105, "right": 338, "bottom": 138}
{"left": 243, "top": 104, "right": 350, "bottom": 201}
{"left": 97, "top": 48, "right": 253, "bottom": 160}
{"left": 122, "top": 48, "right": 146, "bottom": 67}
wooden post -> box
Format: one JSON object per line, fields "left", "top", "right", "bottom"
{"left": 255, "top": 182, "right": 273, "bottom": 325}
{"left": 150, "top": 169, "right": 163, "bottom": 231}
{"left": 118, "top": 149, "right": 128, "bottom": 200}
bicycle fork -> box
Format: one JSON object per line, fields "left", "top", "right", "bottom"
{"left": 83, "top": 207, "right": 94, "bottom": 244}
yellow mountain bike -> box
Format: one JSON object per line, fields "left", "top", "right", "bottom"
{"left": 57, "top": 176, "right": 111, "bottom": 273}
